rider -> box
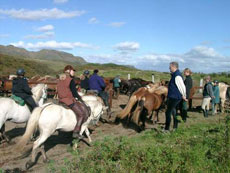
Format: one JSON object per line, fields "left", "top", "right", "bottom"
{"left": 12, "top": 68, "right": 37, "bottom": 111}
{"left": 89, "top": 69, "right": 109, "bottom": 109}
{"left": 57, "top": 65, "right": 89, "bottom": 139}
{"left": 80, "top": 70, "right": 90, "bottom": 93}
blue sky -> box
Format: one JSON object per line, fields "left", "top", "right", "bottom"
{"left": 0, "top": 0, "right": 230, "bottom": 73}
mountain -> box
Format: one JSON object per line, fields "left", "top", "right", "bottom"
{"left": 0, "top": 45, "right": 86, "bottom": 64}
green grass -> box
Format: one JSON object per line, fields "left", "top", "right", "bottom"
{"left": 47, "top": 114, "right": 230, "bottom": 173}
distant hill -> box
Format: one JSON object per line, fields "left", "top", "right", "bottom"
{"left": 0, "top": 45, "right": 86, "bottom": 64}
{"left": 0, "top": 53, "right": 56, "bottom": 77}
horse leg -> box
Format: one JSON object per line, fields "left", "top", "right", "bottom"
{"left": 26, "top": 132, "right": 50, "bottom": 170}
{"left": 39, "top": 145, "right": 49, "bottom": 163}
{"left": 0, "top": 124, "right": 10, "bottom": 143}
{"left": 85, "top": 127, "right": 92, "bottom": 143}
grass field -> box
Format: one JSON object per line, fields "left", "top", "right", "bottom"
{"left": 47, "top": 112, "right": 230, "bottom": 173}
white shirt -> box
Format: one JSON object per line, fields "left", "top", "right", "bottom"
{"left": 175, "top": 76, "right": 186, "bottom": 98}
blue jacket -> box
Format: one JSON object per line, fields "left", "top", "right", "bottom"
{"left": 168, "top": 69, "right": 183, "bottom": 100}
{"left": 213, "top": 85, "right": 220, "bottom": 104}
{"left": 89, "top": 73, "right": 106, "bottom": 91}
{"left": 113, "top": 77, "right": 120, "bottom": 88}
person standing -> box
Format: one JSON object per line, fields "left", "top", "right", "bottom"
{"left": 113, "top": 75, "right": 121, "bottom": 99}
{"left": 212, "top": 80, "right": 220, "bottom": 115}
{"left": 164, "top": 62, "right": 187, "bottom": 131}
{"left": 179, "top": 68, "right": 193, "bottom": 122}
{"left": 57, "top": 65, "right": 89, "bottom": 139}
{"left": 201, "top": 76, "right": 215, "bottom": 118}
{"left": 12, "top": 68, "right": 37, "bottom": 112}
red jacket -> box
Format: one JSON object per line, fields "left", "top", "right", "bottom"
{"left": 57, "top": 74, "right": 76, "bottom": 106}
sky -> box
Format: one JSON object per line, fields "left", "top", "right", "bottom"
{"left": 0, "top": 0, "right": 230, "bottom": 73}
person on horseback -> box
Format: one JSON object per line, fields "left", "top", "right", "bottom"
{"left": 57, "top": 65, "right": 90, "bottom": 139}
{"left": 89, "top": 69, "right": 109, "bottom": 109}
{"left": 12, "top": 68, "right": 37, "bottom": 112}
{"left": 80, "top": 70, "right": 90, "bottom": 93}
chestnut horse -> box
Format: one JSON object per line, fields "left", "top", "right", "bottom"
{"left": 132, "top": 86, "right": 168, "bottom": 128}
{"left": 115, "top": 83, "right": 161, "bottom": 122}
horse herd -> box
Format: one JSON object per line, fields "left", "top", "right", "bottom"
{"left": 0, "top": 75, "right": 230, "bottom": 170}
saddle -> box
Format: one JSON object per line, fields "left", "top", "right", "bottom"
{"left": 58, "top": 101, "right": 71, "bottom": 109}
{"left": 11, "top": 95, "right": 25, "bottom": 106}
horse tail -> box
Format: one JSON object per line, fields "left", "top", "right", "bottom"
{"left": 132, "top": 97, "right": 145, "bottom": 125}
{"left": 16, "top": 107, "right": 43, "bottom": 151}
{"left": 117, "top": 95, "right": 137, "bottom": 119}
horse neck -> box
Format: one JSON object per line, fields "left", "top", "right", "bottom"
{"left": 32, "top": 84, "right": 44, "bottom": 103}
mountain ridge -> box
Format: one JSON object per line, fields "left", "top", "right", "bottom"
{"left": 0, "top": 45, "right": 86, "bottom": 64}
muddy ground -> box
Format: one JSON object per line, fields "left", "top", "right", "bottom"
{"left": 0, "top": 94, "right": 203, "bottom": 173}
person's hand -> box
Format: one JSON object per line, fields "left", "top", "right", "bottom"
{"left": 182, "top": 96, "right": 188, "bottom": 102}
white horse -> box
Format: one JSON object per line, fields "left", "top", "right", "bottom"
{"left": 16, "top": 95, "right": 106, "bottom": 169}
{"left": 0, "top": 84, "right": 47, "bottom": 142}
{"left": 219, "top": 82, "right": 230, "bottom": 112}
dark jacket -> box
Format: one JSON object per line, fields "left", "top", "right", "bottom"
{"left": 168, "top": 69, "right": 183, "bottom": 100}
{"left": 203, "top": 82, "right": 214, "bottom": 98}
{"left": 89, "top": 73, "right": 106, "bottom": 92}
{"left": 184, "top": 75, "right": 193, "bottom": 99}
{"left": 12, "top": 77, "right": 33, "bottom": 99}
{"left": 80, "top": 76, "right": 89, "bottom": 90}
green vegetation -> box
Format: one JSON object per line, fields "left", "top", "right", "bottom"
{"left": 47, "top": 114, "right": 230, "bottom": 173}
{"left": 0, "top": 54, "right": 56, "bottom": 77}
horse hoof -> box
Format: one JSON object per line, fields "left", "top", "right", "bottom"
{"left": 25, "top": 160, "right": 34, "bottom": 170}
{"left": 43, "top": 158, "right": 50, "bottom": 163}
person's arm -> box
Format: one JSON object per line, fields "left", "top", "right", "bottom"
{"left": 207, "top": 84, "right": 214, "bottom": 98}
{"left": 175, "top": 76, "right": 186, "bottom": 99}
{"left": 70, "top": 79, "right": 82, "bottom": 101}
{"left": 98, "top": 77, "right": 106, "bottom": 89}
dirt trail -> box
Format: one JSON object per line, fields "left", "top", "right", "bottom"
{"left": 0, "top": 95, "right": 203, "bottom": 172}
{"left": 0, "top": 95, "right": 148, "bottom": 172}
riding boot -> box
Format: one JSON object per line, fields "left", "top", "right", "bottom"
{"left": 206, "top": 110, "right": 209, "bottom": 117}
{"left": 182, "top": 110, "right": 187, "bottom": 122}
{"left": 70, "top": 102, "right": 89, "bottom": 139}
{"left": 202, "top": 109, "right": 208, "bottom": 118}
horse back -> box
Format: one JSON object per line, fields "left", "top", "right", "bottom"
{"left": 39, "top": 104, "right": 76, "bottom": 132}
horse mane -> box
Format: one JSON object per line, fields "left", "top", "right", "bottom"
{"left": 32, "top": 84, "right": 45, "bottom": 102}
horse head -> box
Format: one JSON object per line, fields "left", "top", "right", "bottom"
{"left": 32, "top": 84, "right": 48, "bottom": 105}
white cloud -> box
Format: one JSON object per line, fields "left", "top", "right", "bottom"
{"left": 53, "top": 0, "right": 68, "bottom": 4}
{"left": 108, "top": 22, "right": 126, "bottom": 27}
{"left": 0, "top": 8, "right": 86, "bottom": 20}
{"left": 37, "top": 25, "right": 54, "bottom": 32}
{"left": 85, "top": 45, "right": 230, "bottom": 73}
{"left": 114, "top": 42, "right": 140, "bottom": 52}
{"left": 24, "top": 32, "right": 55, "bottom": 39}
{"left": 11, "top": 40, "right": 99, "bottom": 50}
{"left": 88, "top": 17, "right": 99, "bottom": 24}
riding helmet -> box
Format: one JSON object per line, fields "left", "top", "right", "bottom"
{"left": 84, "top": 70, "right": 90, "bottom": 75}
{"left": 16, "top": 68, "right": 25, "bottom": 76}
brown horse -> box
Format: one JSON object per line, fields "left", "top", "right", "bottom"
{"left": 132, "top": 86, "right": 168, "bottom": 127}
{"left": 116, "top": 83, "right": 161, "bottom": 121}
